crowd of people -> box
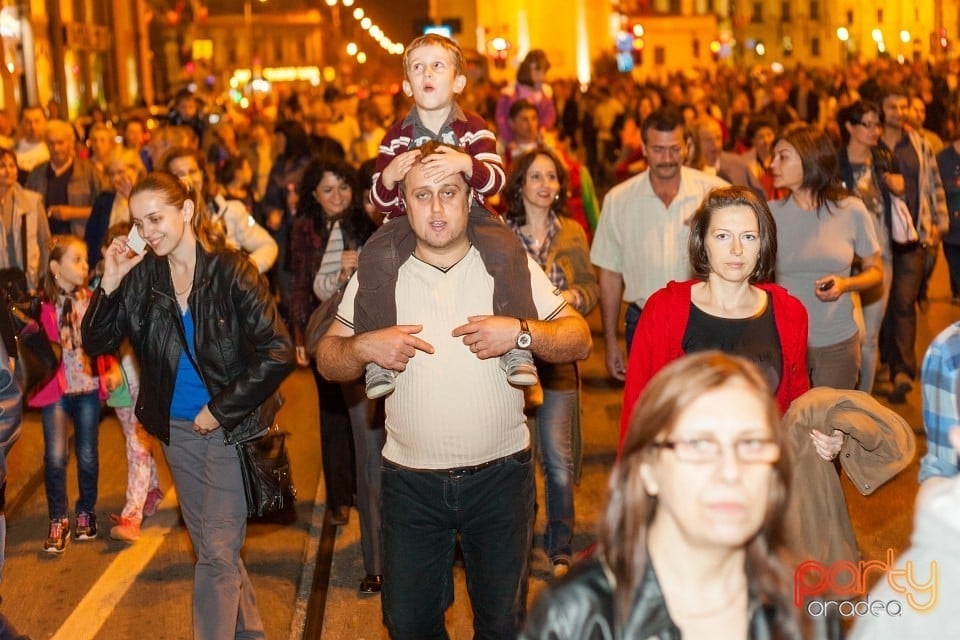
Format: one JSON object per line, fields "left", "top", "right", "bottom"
{"left": 0, "top": 30, "right": 957, "bottom": 639}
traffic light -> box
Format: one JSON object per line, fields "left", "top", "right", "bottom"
{"left": 632, "top": 25, "right": 644, "bottom": 65}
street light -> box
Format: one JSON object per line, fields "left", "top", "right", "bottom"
{"left": 836, "top": 27, "right": 849, "bottom": 68}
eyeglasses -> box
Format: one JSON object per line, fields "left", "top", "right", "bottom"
{"left": 652, "top": 436, "right": 780, "bottom": 464}
{"left": 856, "top": 121, "right": 882, "bottom": 130}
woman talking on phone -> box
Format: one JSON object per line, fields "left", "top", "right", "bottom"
{"left": 81, "top": 171, "right": 294, "bottom": 639}
{"left": 770, "top": 125, "right": 882, "bottom": 389}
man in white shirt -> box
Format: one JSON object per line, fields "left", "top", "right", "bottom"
{"left": 591, "top": 107, "right": 727, "bottom": 380}
{"left": 316, "top": 140, "right": 591, "bottom": 639}
{"left": 14, "top": 106, "right": 49, "bottom": 175}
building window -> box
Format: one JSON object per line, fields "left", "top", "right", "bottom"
{"left": 273, "top": 35, "right": 284, "bottom": 62}
{"left": 781, "top": 0, "right": 791, "bottom": 21}
{"left": 782, "top": 36, "right": 793, "bottom": 56}
{"left": 877, "top": 8, "right": 883, "bottom": 22}
{"left": 809, "top": 0, "right": 819, "bottom": 21}
{"left": 847, "top": 10, "right": 854, "bottom": 25}
{"left": 669, "top": 0, "right": 681, "bottom": 13}
{"left": 654, "top": 46, "right": 666, "bottom": 65}
{"left": 811, "top": 37, "right": 820, "bottom": 56}
{"left": 751, "top": 1, "right": 763, "bottom": 23}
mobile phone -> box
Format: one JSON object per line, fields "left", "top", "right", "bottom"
{"left": 126, "top": 226, "right": 147, "bottom": 255}
{"left": 818, "top": 279, "right": 834, "bottom": 292}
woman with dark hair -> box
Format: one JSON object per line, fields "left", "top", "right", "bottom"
{"left": 82, "top": 171, "right": 294, "bottom": 637}
{"left": 621, "top": 186, "right": 810, "bottom": 449}
{"left": 522, "top": 352, "right": 839, "bottom": 639}
{"left": 770, "top": 124, "right": 883, "bottom": 389}
{"left": 837, "top": 101, "right": 903, "bottom": 395}
{"left": 740, "top": 115, "right": 780, "bottom": 200}
{"left": 0, "top": 147, "right": 50, "bottom": 289}
{"left": 290, "top": 159, "right": 382, "bottom": 594}
{"left": 503, "top": 147, "right": 599, "bottom": 576}
{"left": 495, "top": 49, "right": 556, "bottom": 146}
{"left": 261, "top": 121, "right": 314, "bottom": 313}
{"left": 162, "top": 147, "right": 277, "bottom": 273}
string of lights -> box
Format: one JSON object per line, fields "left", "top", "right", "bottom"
{"left": 324, "top": 0, "right": 404, "bottom": 56}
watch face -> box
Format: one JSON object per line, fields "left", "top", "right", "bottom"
{"left": 517, "top": 333, "right": 533, "bottom": 349}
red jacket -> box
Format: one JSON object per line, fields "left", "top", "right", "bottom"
{"left": 620, "top": 280, "right": 810, "bottom": 448}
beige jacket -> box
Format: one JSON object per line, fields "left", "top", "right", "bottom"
{"left": 783, "top": 387, "right": 916, "bottom": 566}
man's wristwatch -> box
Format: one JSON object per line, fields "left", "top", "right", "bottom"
{"left": 516, "top": 318, "right": 532, "bottom": 349}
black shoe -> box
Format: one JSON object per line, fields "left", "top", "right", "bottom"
{"left": 328, "top": 505, "right": 350, "bottom": 526}
{"left": 358, "top": 574, "right": 383, "bottom": 596}
{"left": 888, "top": 373, "right": 912, "bottom": 404}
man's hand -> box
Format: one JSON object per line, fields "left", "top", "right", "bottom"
{"left": 381, "top": 149, "right": 422, "bottom": 190}
{"left": 606, "top": 343, "right": 626, "bottom": 381}
{"left": 452, "top": 315, "right": 521, "bottom": 360}
{"left": 421, "top": 146, "right": 473, "bottom": 182}
{"left": 357, "top": 324, "right": 435, "bottom": 370}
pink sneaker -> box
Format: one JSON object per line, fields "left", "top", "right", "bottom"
{"left": 142, "top": 488, "right": 164, "bottom": 518}
{"left": 109, "top": 514, "right": 141, "bottom": 543}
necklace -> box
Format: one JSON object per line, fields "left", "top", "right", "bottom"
{"left": 174, "top": 280, "right": 192, "bottom": 297}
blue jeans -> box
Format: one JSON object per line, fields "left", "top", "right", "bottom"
{"left": 41, "top": 391, "right": 101, "bottom": 519}
{"left": 381, "top": 450, "right": 534, "bottom": 640}
{"left": 625, "top": 303, "right": 642, "bottom": 353}
{"left": 534, "top": 363, "right": 578, "bottom": 563}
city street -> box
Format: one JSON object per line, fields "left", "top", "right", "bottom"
{"left": 1, "top": 257, "right": 957, "bottom": 639}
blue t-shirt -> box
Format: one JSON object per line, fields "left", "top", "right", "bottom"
{"left": 170, "top": 307, "right": 210, "bottom": 421}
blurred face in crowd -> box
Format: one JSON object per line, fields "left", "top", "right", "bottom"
{"left": 704, "top": 205, "right": 760, "bottom": 284}
{"left": 845, "top": 110, "right": 882, "bottom": 149}
{"left": 510, "top": 107, "right": 540, "bottom": 144}
{"left": 751, "top": 126, "right": 776, "bottom": 158}
{"left": 106, "top": 158, "right": 141, "bottom": 199}
{"left": 0, "top": 152, "right": 17, "bottom": 190}
{"left": 521, "top": 153, "right": 561, "bottom": 213}
{"left": 175, "top": 96, "right": 198, "bottom": 121}
{"left": 698, "top": 119, "right": 724, "bottom": 166}
{"left": 88, "top": 128, "right": 115, "bottom": 160}
{"left": 21, "top": 108, "right": 46, "bottom": 143}
{"left": 123, "top": 121, "right": 145, "bottom": 149}
{"left": 644, "top": 126, "right": 686, "bottom": 183}
{"left": 770, "top": 139, "right": 804, "bottom": 192}
{"left": 909, "top": 97, "right": 927, "bottom": 130}
{"left": 167, "top": 155, "right": 206, "bottom": 194}
{"left": 882, "top": 94, "right": 909, "bottom": 130}
{"left": 313, "top": 171, "right": 352, "bottom": 218}
{"left": 46, "top": 126, "right": 75, "bottom": 167}
{"left": 640, "top": 380, "right": 778, "bottom": 550}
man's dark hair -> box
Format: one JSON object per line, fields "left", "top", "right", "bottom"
{"left": 508, "top": 99, "right": 537, "bottom": 121}
{"left": 641, "top": 107, "right": 685, "bottom": 144}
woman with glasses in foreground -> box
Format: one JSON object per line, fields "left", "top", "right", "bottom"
{"left": 521, "top": 352, "right": 839, "bottom": 639}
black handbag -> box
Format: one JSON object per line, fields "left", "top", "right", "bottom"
{"left": 236, "top": 424, "right": 296, "bottom": 518}
{"left": 10, "top": 301, "right": 61, "bottom": 394}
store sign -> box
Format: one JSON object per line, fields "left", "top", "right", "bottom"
{"left": 63, "top": 22, "right": 111, "bottom": 52}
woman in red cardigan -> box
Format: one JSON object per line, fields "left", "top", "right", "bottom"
{"left": 620, "top": 186, "right": 811, "bottom": 449}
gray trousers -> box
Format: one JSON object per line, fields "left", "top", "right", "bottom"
{"left": 165, "top": 419, "right": 264, "bottom": 640}
{"left": 808, "top": 332, "right": 861, "bottom": 390}
{"left": 342, "top": 382, "right": 386, "bottom": 576}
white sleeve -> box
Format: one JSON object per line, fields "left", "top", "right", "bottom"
{"left": 313, "top": 223, "right": 345, "bottom": 302}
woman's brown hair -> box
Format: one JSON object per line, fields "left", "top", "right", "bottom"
{"left": 688, "top": 185, "right": 778, "bottom": 283}
{"left": 773, "top": 124, "right": 848, "bottom": 212}
{"left": 599, "top": 352, "right": 801, "bottom": 635}
{"left": 43, "top": 235, "right": 86, "bottom": 302}
{"left": 502, "top": 147, "right": 570, "bottom": 226}
{"left": 128, "top": 171, "right": 225, "bottom": 254}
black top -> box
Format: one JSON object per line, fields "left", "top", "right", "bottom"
{"left": 682, "top": 292, "right": 782, "bottom": 393}
{"left": 45, "top": 164, "right": 72, "bottom": 235}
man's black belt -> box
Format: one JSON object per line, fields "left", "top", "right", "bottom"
{"left": 443, "top": 448, "right": 531, "bottom": 479}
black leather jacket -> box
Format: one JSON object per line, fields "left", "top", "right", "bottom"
{"left": 81, "top": 245, "right": 295, "bottom": 445}
{"left": 521, "top": 556, "right": 842, "bottom": 640}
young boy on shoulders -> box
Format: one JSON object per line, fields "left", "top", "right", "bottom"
{"left": 357, "top": 34, "right": 539, "bottom": 399}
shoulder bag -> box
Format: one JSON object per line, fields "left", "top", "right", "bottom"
{"left": 236, "top": 423, "right": 297, "bottom": 518}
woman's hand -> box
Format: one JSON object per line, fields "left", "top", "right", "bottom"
{"left": 193, "top": 404, "right": 221, "bottom": 435}
{"left": 100, "top": 236, "right": 147, "bottom": 294}
{"left": 102, "top": 364, "right": 123, "bottom": 392}
{"left": 813, "top": 276, "right": 845, "bottom": 302}
{"left": 811, "top": 428, "right": 845, "bottom": 461}
{"left": 339, "top": 250, "right": 359, "bottom": 283}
